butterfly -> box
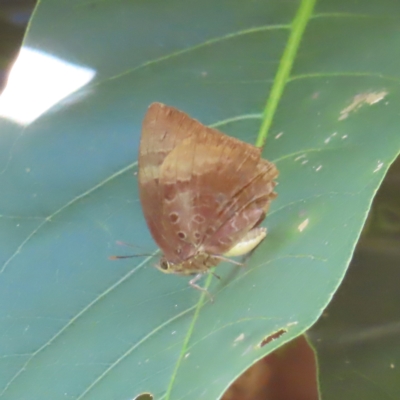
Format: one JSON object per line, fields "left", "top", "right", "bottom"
{"left": 138, "top": 103, "right": 278, "bottom": 294}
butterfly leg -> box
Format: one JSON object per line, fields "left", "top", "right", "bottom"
{"left": 213, "top": 255, "right": 244, "bottom": 266}
{"left": 210, "top": 271, "right": 221, "bottom": 280}
{"left": 189, "top": 273, "right": 214, "bottom": 302}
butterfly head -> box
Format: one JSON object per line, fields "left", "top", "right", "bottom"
{"left": 155, "top": 253, "right": 220, "bottom": 276}
{"left": 155, "top": 257, "right": 175, "bottom": 274}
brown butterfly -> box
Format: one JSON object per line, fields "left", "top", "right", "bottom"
{"left": 138, "top": 103, "right": 278, "bottom": 294}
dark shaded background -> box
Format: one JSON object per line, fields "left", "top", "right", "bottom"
{"left": 0, "top": 1, "right": 35, "bottom": 90}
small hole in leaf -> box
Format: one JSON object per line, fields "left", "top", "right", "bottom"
{"left": 259, "top": 329, "right": 286, "bottom": 347}
{"left": 133, "top": 393, "right": 153, "bottom": 400}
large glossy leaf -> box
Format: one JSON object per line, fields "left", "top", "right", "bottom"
{"left": 0, "top": 0, "right": 399, "bottom": 399}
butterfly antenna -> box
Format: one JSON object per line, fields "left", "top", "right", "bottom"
{"left": 115, "top": 240, "right": 148, "bottom": 250}
{"left": 213, "top": 255, "right": 244, "bottom": 267}
{"left": 109, "top": 254, "right": 152, "bottom": 260}
{"left": 109, "top": 241, "right": 153, "bottom": 260}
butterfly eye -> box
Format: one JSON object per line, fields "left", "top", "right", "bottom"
{"left": 160, "top": 259, "right": 169, "bottom": 271}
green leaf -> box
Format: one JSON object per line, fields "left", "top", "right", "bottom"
{"left": 0, "top": 0, "right": 399, "bottom": 399}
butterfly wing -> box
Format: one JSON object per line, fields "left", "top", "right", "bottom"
{"left": 139, "top": 102, "right": 278, "bottom": 265}
{"left": 159, "top": 117, "right": 278, "bottom": 262}
{"left": 138, "top": 103, "right": 202, "bottom": 260}
{"left": 203, "top": 157, "right": 278, "bottom": 255}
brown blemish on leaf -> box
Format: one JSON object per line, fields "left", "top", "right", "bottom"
{"left": 339, "top": 90, "right": 388, "bottom": 121}
{"left": 259, "top": 329, "right": 287, "bottom": 347}
{"left": 134, "top": 393, "right": 154, "bottom": 400}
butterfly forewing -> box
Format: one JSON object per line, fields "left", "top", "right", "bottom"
{"left": 138, "top": 103, "right": 203, "bottom": 262}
